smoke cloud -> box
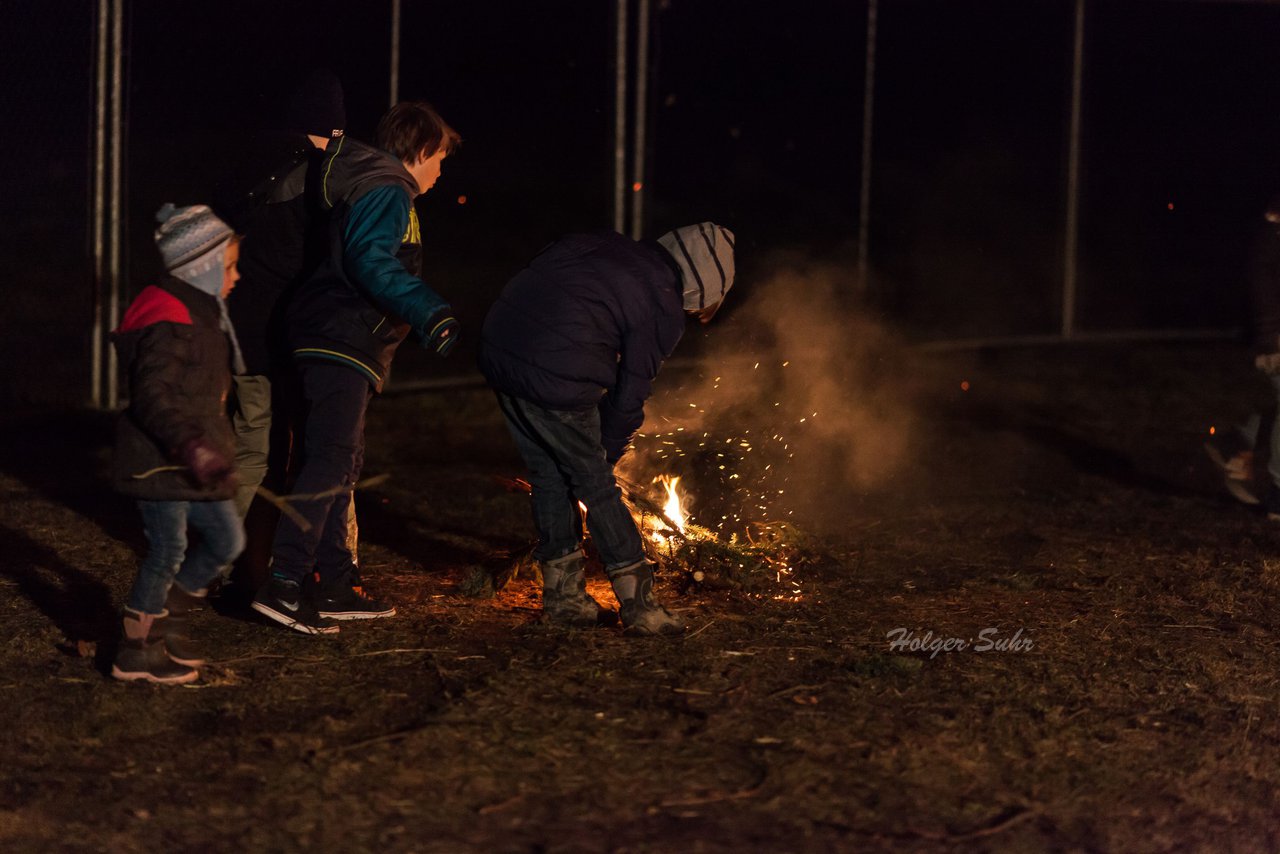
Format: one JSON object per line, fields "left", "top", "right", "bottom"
{"left": 623, "top": 250, "right": 918, "bottom": 535}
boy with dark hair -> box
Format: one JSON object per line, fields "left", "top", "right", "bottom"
{"left": 478, "top": 223, "right": 736, "bottom": 636}
{"left": 252, "top": 100, "right": 461, "bottom": 635}
{"left": 111, "top": 204, "right": 246, "bottom": 683}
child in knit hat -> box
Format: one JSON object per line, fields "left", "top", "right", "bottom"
{"left": 478, "top": 223, "right": 735, "bottom": 636}
{"left": 109, "top": 203, "right": 246, "bottom": 684}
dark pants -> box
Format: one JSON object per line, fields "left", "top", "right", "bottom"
{"left": 496, "top": 392, "right": 644, "bottom": 569}
{"left": 270, "top": 363, "right": 369, "bottom": 586}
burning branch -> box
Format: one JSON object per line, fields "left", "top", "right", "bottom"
{"left": 614, "top": 475, "right": 689, "bottom": 542}
{"left": 491, "top": 468, "right": 814, "bottom": 601}
{"left": 493, "top": 474, "right": 689, "bottom": 542}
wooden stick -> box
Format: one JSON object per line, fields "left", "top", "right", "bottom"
{"left": 254, "top": 485, "right": 313, "bottom": 532}
{"left": 257, "top": 474, "right": 391, "bottom": 533}
{"left": 615, "top": 475, "right": 688, "bottom": 541}
{"left": 129, "top": 465, "right": 185, "bottom": 480}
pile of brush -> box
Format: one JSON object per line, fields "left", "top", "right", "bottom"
{"left": 463, "top": 475, "right": 819, "bottom": 599}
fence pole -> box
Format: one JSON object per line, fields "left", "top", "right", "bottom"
{"left": 91, "top": 0, "right": 108, "bottom": 409}
{"left": 857, "top": 0, "right": 878, "bottom": 294}
{"left": 1063, "top": 0, "right": 1085, "bottom": 339}
{"left": 613, "top": 0, "right": 629, "bottom": 234}
{"left": 106, "top": 0, "right": 124, "bottom": 409}
{"left": 628, "top": 0, "right": 650, "bottom": 239}
{"left": 389, "top": 0, "right": 401, "bottom": 107}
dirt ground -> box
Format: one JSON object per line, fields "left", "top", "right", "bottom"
{"left": 2, "top": 342, "right": 1279, "bottom": 853}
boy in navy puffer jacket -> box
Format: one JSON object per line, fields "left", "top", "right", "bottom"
{"left": 479, "top": 224, "right": 735, "bottom": 636}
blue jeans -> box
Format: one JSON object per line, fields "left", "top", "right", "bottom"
{"left": 496, "top": 393, "right": 644, "bottom": 569}
{"left": 128, "top": 499, "right": 245, "bottom": 615}
{"left": 270, "top": 363, "right": 368, "bottom": 585}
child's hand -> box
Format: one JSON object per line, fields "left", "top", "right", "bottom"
{"left": 179, "top": 438, "right": 236, "bottom": 489}
{"left": 427, "top": 312, "right": 460, "bottom": 357}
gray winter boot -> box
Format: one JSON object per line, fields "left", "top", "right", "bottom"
{"left": 607, "top": 559, "right": 687, "bottom": 637}
{"left": 111, "top": 610, "right": 199, "bottom": 685}
{"left": 155, "top": 584, "right": 208, "bottom": 667}
{"left": 539, "top": 551, "right": 618, "bottom": 627}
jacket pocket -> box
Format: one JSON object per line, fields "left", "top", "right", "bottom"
{"left": 361, "top": 306, "right": 402, "bottom": 345}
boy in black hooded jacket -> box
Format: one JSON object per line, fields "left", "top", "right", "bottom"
{"left": 479, "top": 223, "right": 735, "bottom": 636}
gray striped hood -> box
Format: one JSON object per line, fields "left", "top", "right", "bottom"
{"left": 657, "top": 222, "right": 735, "bottom": 311}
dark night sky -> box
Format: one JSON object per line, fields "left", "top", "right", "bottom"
{"left": 5, "top": 0, "right": 1280, "bottom": 403}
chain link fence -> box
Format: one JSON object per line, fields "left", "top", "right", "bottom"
{"left": 4, "top": 1, "right": 1280, "bottom": 407}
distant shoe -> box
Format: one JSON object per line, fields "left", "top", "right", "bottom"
{"left": 315, "top": 582, "right": 396, "bottom": 620}
{"left": 1204, "top": 437, "right": 1261, "bottom": 506}
{"left": 1264, "top": 490, "right": 1280, "bottom": 522}
{"left": 251, "top": 577, "right": 339, "bottom": 635}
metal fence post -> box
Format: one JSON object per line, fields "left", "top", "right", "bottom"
{"left": 91, "top": 0, "right": 108, "bottom": 409}
{"left": 614, "top": 0, "right": 629, "bottom": 234}
{"left": 1063, "top": 0, "right": 1085, "bottom": 339}
{"left": 857, "top": 0, "right": 878, "bottom": 295}
{"left": 106, "top": 0, "right": 124, "bottom": 410}
{"left": 390, "top": 0, "right": 401, "bottom": 108}
{"left": 628, "top": 0, "right": 650, "bottom": 240}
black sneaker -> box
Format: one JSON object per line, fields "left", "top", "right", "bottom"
{"left": 251, "top": 578, "right": 339, "bottom": 635}
{"left": 315, "top": 583, "right": 396, "bottom": 620}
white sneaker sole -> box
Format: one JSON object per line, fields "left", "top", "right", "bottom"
{"left": 251, "top": 601, "right": 340, "bottom": 635}
{"left": 111, "top": 665, "right": 199, "bottom": 685}
{"left": 317, "top": 608, "right": 397, "bottom": 620}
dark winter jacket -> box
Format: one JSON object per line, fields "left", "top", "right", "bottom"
{"left": 223, "top": 145, "right": 329, "bottom": 376}
{"left": 111, "top": 278, "right": 238, "bottom": 500}
{"left": 286, "top": 136, "right": 450, "bottom": 391}
{"left": 478, "top": 231, "right": 687, "bottom": 460}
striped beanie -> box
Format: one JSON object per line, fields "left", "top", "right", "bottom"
{"left": 154, "top": 203, "right": 235, "bottom": 296}
{"left": 657, "top": 223, "right": 736, "bottom": 312}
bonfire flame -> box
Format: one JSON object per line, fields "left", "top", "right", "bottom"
{"left": 650, "top": 475, "right": 687, "bottom": 541}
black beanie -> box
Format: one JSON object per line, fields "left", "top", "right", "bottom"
{"left": 286, "top": 69, "right": 346, "bottom": 139}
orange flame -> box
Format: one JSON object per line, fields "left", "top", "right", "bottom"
{"left": 651, "top": 475, "right": 687, "bottom": 541}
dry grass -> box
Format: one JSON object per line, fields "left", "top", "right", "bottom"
{"left": 1, "top": 342, "right": 1279, "bottom": 851}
